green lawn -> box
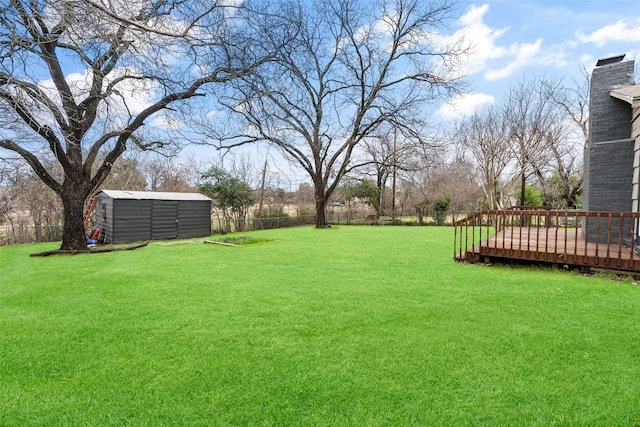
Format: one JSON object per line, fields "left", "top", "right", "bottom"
{"left": 1, "top": 226, "right": 639, "bottom": 426}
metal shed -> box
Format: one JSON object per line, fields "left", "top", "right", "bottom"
{"left": 94, "top": 190, "right": 212, "bottom": 244}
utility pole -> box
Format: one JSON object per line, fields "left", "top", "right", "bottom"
{"left": 391, "top": 130, "right": 397, "bottom": 221}
{"left": 258, "top": 159, "right": 267, "bottom": 212}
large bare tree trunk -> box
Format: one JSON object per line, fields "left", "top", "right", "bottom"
{"left": 315, "top": 200, "right": 328, "bottom": 228}
{"left": 314, "top": 185, "right": 328, "bottom": 228}
{"left": 60, "top": 189, "right": 91, "bottom": 251}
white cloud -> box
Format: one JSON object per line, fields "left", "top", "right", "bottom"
{"left": 438, "top": 4, "right": 508, "bottom": 76}
{"left": 485, "top": 39, "right": 543, "bottom": 81}
{"left": 579, "top": 53, "right": 594, "bottom": 65}
{"left": 577, "top": 19, "right": 640, "bottom": 47}
{"left": 437, "top": 92, "right": 495, "bottom": 119}
{"left": 439, "top": 4, "right": 547, "bottom": 82}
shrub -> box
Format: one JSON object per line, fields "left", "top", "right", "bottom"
{"left": 433, "top": 194, "right": 452, "bottom": 226}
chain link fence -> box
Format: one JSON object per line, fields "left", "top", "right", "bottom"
{"left": 0, "top": 224, "right": 64, "bottom": 245}
{"left": 1, "top": 211, "right": 462, "bottom": 245}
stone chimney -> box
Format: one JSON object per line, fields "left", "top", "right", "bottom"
{"left": 583, "top": 55, "right": 635, "bottom": 243}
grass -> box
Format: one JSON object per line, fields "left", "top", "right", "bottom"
{"left": 1, "top": 226, "right": 639, "bottom": 426}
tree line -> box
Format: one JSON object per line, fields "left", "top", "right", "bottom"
{"left": 1, "top": 0, "right": 586, "bottom": 250}
{"left": 454, "top": 73, "right": 587, "bottom": 211}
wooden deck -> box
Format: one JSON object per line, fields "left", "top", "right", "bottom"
{"left": 466, "top": 227, "right": 640, "bottom": 272}
{"left": 454, "top": 209, "right": 640, "bottom": 274}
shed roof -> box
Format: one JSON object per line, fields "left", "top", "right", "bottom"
{"left": 610, "top": 84, "right": 640, "bottom": 109}
{"left": 97, "top": 190, "right": 211, "bottom": 201}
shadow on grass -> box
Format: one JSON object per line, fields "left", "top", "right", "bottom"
{"left": 30, "top": 241, "right": 149, "bottom": 257}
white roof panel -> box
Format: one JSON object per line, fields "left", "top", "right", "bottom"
{"left": 98, "top": 190, "right": 211, "bottom": 201}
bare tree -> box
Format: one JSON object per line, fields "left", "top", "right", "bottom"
{"left": 100, "top": 156, "right": 147, "bottom": 191}
{"left": 0, "top": 159, "right": 62, "bottom": 242}
{"left": 396, "top": 147, "right": 451, "bottom": 224}
{"left": 507, "top": 73, "right": 587, "bottom": 210}
{"left": 533, "top": 67, "right": 589, "bottom": 209}
{"left": 457, "top": 74, "right": 585, "bottom": 211}
{"left": 456, "top": 105, "right": 514, "bottom": 209}
{"left": 530, "top": 118, "right": 583, "bottom": 209}
{"left": 397, "top": 172, "right": 431, "bottom": 224}
{"left": 0, "top": 0, "right": 272, "bottom": 250}
{"left": 213, "top": 0, "right": 467, "bottom": 227}
{"left": 141, "top": 155, "right": 199, "bottom": 192}
{"left": 557, "top": 66, "right": 590, "bottom": 148}
{"left": 441, "top": 157, "right": 483, "bottom": 221}
{"left": 360, "top": 133, "right": 398, "bottom": 218}
{"left": 503, "top": 76, "right": 564, "bottom": 206}
{"left": 358, "top": 126, "right": 442, "bottom": 218}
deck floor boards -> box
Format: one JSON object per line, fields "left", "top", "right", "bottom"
{"left": 464, "top": 226, "right": 640, "bottom": 272}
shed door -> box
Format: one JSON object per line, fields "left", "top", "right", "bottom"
{"left": 152, "top": 200, "right": 178, "bottom": 240}
{"left": 113, "top": 200, "right": 152, "bottom": 243}
{"left": 178, "top": 201, "right": 211, "bottom": 238}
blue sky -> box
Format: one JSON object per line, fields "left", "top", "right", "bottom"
{"left": 12, "top": 0, "right": 637, "bottom": 183}
{"left": 182, "top": 0, "right": 640, "bottom": 184}
{"left": 437, "top": 0, "right": 640, "bottom": 119}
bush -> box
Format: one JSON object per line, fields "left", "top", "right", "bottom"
{"left": 433, "top": 195, "right": 452, "bottom": 226}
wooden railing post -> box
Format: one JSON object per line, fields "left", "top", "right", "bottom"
{"left": 453, "top": 209, "right": 640, "bottom": 273}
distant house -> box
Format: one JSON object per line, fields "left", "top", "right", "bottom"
{"left": 94, "top": 190, "right": 212, "bottom": 244}
{"left": 583, "top": 54, "right": 639, "bottom": 245}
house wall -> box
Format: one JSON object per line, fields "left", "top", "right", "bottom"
{"left": 632, "top": 106, "right": 640, "bottom": 212}
{"left": 589, "top": 61, "right": 635, "bottom": 145}
{"left": 583, "top": 59, "right": 635, "bottom": 244}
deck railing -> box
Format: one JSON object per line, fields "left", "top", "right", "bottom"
{"left": 454, "top": 208, "right": 640, "bottom": 272}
